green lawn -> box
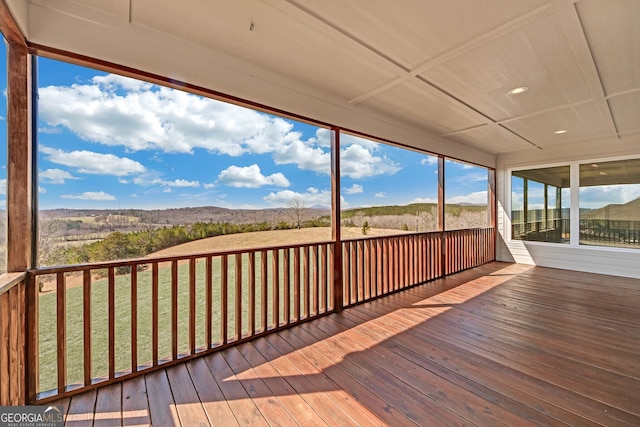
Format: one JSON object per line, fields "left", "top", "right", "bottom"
{"left": 37, "top": 249, "right": 330, "bottom": 393}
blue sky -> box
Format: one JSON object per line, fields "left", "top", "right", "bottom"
{"left": 0, "top": 52, "right": 491, "bottom": 211}
{"left": 512, "top": 170, "right": 640, "bottom": 211}
{"left": 34, "top": 57, "right": 491, "bottom": 211}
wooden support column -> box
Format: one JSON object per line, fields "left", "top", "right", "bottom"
{"left": 1, "top": 0, "right": 32, "bottom": 405}
{"left": 331, "top": 128, "right": 343, "bottom": 311}
{"left": 523, "top": 179, "right": 529, "bottom": 232}
{"left": 489, "top": 168, "right": 496, "bottom": 260}
{"left": 6, "top": 43, "right": 33, "bottom": 272}
{"left": 544, "top": 183, "right": 549, "bottom": 227}
{"left": 438, "top": 156, "right": 446, "bottom": 275}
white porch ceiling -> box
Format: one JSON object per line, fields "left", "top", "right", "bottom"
{"left": 7, "top": 0, "right": 640, "bottom": 161}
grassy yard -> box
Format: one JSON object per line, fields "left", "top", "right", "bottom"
{"left": 37, "top": 248, "right": 330, "bottom": 393}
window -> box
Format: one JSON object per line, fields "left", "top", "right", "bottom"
{"left": 511, "top": 166, "right": 570, "bottom": 243}
{"left": 35, "top": 57, "right": 335, "bottom": 391}
{"left": 36, "top": 57, "right": 332, "bottom": 267}
{"left": 339, "top": 133, "right": 439, "bottom": 236}
{"left": 444, "top": 159, "right": 490, "bottom": 230}
{"left": 579, "top": 159, "right": 640, "bottom": 249}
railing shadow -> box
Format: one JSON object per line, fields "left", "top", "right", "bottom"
{"left": 63, "top": 260, "right": 640, "bottom": 426}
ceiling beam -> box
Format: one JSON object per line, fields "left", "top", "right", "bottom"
{"left": 0, "top": 0, "right": 27, "bottom": 49}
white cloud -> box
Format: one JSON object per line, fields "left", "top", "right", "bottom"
{"left": 132, "top": 175, "right": 200, "bottom": 188}
{"left": 92, "top": 74, "right": 153, "bottom": 92}
{"left": 273, "top": 139, "right": 331, "bottom": 174}
{"left": 40, "top": 146, "right": 145, "bottom": 176}
{"left": 139, "top": 177, "right": 200, "bottom": 188}
{"left": 61, "top": 191, "right": 116, "bottom": 201}
{"left": 40, "top": 168, "right": 79, "bottom": 184}
{"left": 345, "top": 184, "right": 363, "bottom": 194}
{"left": 341, "top": 133, "right": 383, "bottom": 150}
{"left": 580, "top": 184, "right": 640, "bottom": 209}
{"left": 0, "top": 179, "right": 5, "bottom": 195}
{"left": 38, "top": 74, "right": 402, "bottom": 179}
{"left": 39, "top": 127, "right": 61, "bottom": 134}
{"left": 203, "top": 183, "right": 215, "bottom": 189}
{"left": 39, "top": 186, "right": 46, "bottom": 194}
{"left": 217, "top": 164, "right": 290, "bottom": 188}
{"left": 447, "top": 191, "right": 488, "bottom": 205}
{"left": 374, "top": 192, "right": 386, "bottom": 198}
{"left": 421, "top": 156, "right": 438, "bottom": 166}
{"left": 448, "top": 159, "right": 476, "bottom": 170}
{"left": 311, "top": 127, "right": 331, "bottom": 148}
{"left": 38, "top": 76, "right": 287, "bottom": 156}
{"left": 341, "top": 144, "right": 401, "bottom": 179}
{"left": 511, "top": 191, "right": 523, "bottom": 210}
{"left": 264, "top": 187, "right": 333, "bottom": 207}
{"left": 170, "top": 179, "right": 199, "bottom": 187}
{"left": 163, "top": 188, "right": 172, "bottom": 193}
{"left": 410, "top": 197, "right": 438, "bottom": 204}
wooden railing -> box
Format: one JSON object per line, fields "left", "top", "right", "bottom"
{"left": 444, "top": 228, "right": 495, "bottom": 275}
{"left": 0, "top": 273, "right": 27, "bottom": 405}
{"left": 342, "top": 232, "right": 443, "bottom": 306}
{"left": 27, "top": 241, "right": 334, "bottom": 402}
{"left": 579, "top": 219, "right": 640, "bottom": 246}
{"left": 24, "top": 228, "right": 494, "bottom": 402}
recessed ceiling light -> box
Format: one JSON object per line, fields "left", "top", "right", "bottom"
{"left": 599, "top": 171, "right": 607, "bottom": 176}
{"left": 507, "top": 86, "right": 528, "bottom": 95}
{"left": 553, "top": 129, "right": 568, "bottom": 134}
{"left": 591, "top": 163, "right": 599, "bottom": 168}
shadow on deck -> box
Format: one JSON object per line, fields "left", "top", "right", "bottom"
{"left": 55, "top": 261, "right": 640, "bottom": 426}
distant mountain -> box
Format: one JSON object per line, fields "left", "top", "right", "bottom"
{"left": 40, "top": 206, "right": 329, "bottom": 225}
{"left": 340, "top": 202, "right": 486, "bottom": 218}
{"left": 582, "top": 197, "right": 640, "bottom": 221}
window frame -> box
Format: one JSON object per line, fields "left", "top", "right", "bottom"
{"left": 508, "top": 154, "right": 640, "bottom": 251}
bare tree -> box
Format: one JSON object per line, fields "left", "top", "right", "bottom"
{"left": 38, "top": 218, "right": 65, "bottom": 267}
{"left": 289, "top": 197, "right": 305, "bottom": 229}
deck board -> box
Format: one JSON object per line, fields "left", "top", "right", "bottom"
{"left": 121, "top": 376, "right": 151, "bottom": 427}
{"left": 185, "top": 358, "right": 240, "bottom": 427}
{"left": 165, "top": 364, "right": 210, "bottom": 426}
{"left": 50, "top": 262, "right": 640, "bottom": 426}
{"left": 144, "top": 370, "right": 179, "bottom": 426}
{"left": 93, "top": 383, "right": 122, "bottom": 427}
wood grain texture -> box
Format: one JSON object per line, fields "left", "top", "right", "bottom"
{"left": 29, "top": 230, "right": 492, "bottom": 401}
{"left": 6, "top": 41, "right": 32, "bottom": 273}
{"left": 56, "top": 273, "right": 66, "bottom": 394}
{"left": 46, "top": 262, "right": 640, "bottom": 426}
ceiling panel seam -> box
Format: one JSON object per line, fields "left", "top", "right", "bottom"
{"left": 495, "top": 99, "right": 595, "bottom": 125}
{"left": 348, "top": 4, "right": 555, "bottom": 105}
{"left": 282, "top": 0, "right": 410, "bottom": 73}
{"left": 554, "top": 0, "right": 619, "bottom": 139}
{"left": 605, "top": 87, "right": 640, "bottom": 100}
{"left": 410, "top": 75, "right": 540, "bottom": 149}
{"left": 114, "top": 0, "right": 131, "bottom": 23}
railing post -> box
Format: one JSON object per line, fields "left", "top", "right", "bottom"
{"left": 438, "top": 156, "right": 447, "bottom": 276}
{"left": 25, "top": 274, "right": 37, "bottom": 403}
{"left": 489, "top": 169, "right": 497, "bottom": 261}
{"left": 331, "top": 128, "right": 343, "bottom": 311}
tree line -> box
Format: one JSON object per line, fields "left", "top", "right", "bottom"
{"left": 42, "top": 218, "right": 330, "bottom": 267}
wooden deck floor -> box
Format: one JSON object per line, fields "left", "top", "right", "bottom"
{"left": 52, "top": 262, "right": 640, "bottom": 426}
